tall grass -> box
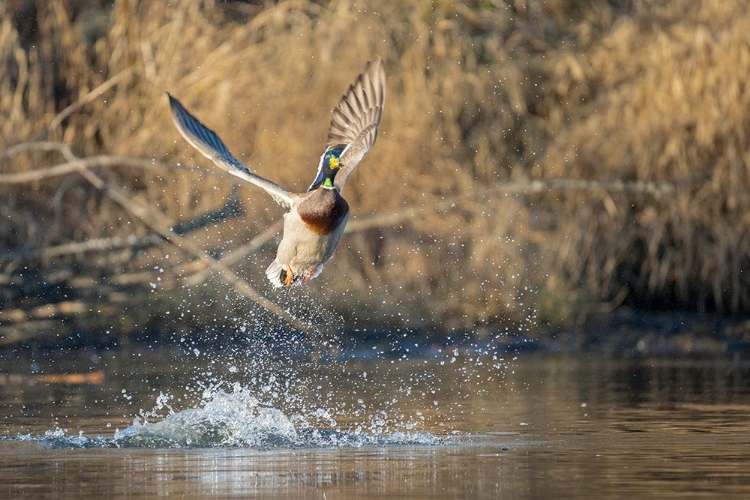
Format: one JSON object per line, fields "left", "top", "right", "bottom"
{"left": 2, "top": 0, "right": 750, "bottom": 337}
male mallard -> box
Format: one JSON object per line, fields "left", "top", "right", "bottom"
{"left": 168, "top": 59, "right": 386, "bottom": 287}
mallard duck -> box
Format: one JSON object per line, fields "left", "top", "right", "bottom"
{"left": 168, "top": 59, "right": 386, "bottom": 287}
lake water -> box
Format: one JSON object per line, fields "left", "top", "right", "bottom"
{"left": 1, "top": 337, "right": 750, "bottom": 498}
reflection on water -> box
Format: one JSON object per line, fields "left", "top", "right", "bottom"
{"left": 2, "top": 346, "right": 750, "bottom": 498}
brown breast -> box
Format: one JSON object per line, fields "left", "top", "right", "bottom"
{"left": 298, "top": 189, "right": 350, "bottom": 235}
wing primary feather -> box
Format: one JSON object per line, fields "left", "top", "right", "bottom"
{"left": 319, "top": 58, "right": 386, "bottom": 191}
{"left": 167, "top": 93, "right": 294, "bottom": 208}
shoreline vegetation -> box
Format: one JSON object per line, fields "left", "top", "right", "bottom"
{"left": 2, "top": 1, "right": 750, "bottom": 353}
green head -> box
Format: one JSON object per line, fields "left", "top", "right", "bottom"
{"left": 309, "top": 150, "right": 342, "bottom": 191}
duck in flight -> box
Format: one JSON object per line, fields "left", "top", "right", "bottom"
{"left": 168, "top": 59, "right": 386, "bottom": 288}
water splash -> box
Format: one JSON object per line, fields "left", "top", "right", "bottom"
{"left": 1, "top": 320, "right": 515, "bottom": 450}
{"left": 116, "top": 385, "right": 299, "bottom": 448}
{"left": 7, "top": 383, "right": 444, "bottom": 449}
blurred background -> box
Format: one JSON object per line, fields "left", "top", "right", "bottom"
{"left": 2, "top": 0, "right": 750, "bottom": 351}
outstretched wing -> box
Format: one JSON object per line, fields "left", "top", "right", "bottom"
{"left": 315, "top": 59, "right": 386, "bottom": 192}
{"left": 168, "top": 93, "right": 295, "bottom": 208}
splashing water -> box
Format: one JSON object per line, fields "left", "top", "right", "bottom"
{"left": 2, "top": 316, "right": 516, "bottom": 450}
{"left": 115, "top": 385, "right": 299, "bottom": 448}
{"left": 10, "top": 382, "right": 445, "bottom": 449}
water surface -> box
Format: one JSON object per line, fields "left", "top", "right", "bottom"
{"left": 2, "top": 344, "right": 750, "bottom": 498}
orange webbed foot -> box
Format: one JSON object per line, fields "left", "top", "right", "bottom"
{"left": 282, "top": 264, "right": 295, "bottom": 287}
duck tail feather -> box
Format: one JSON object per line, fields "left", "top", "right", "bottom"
{"left": 265, "top": 261, "right": 285, "bottom": 288}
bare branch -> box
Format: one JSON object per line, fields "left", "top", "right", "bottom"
{"left": 75, "top": 167, "right": 322, "bottom": 336}
{"left": 182, "top": 220, "right": 282, "bottom": 286}
{"left": 0, "top": 155, "right": 172, "bottom": 184}
{"left": 46, "top": 67, "right": 136, "bottom": 133}
{"left": 499, "top": 178, "right": 678, "bottom": 196}
{"left": 339, "top": 177, "right": 685, "bottom": 237}
{"left": 0, "top": 141, "right": 76, "bottom": 162}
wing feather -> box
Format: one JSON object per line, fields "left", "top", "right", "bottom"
{"left": 320, "top": 59, "right": 386, "bottom": 191}
{"left": 168, "top": 93, "right": 295, "bottom": 208}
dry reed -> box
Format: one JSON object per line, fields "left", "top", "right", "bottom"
{"left": 2, "top": 0, "right": 749, "bottom": 339}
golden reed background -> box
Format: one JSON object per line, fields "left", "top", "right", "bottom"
{"left": 2, "top": 0, "right": 750, "bottom": 338}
